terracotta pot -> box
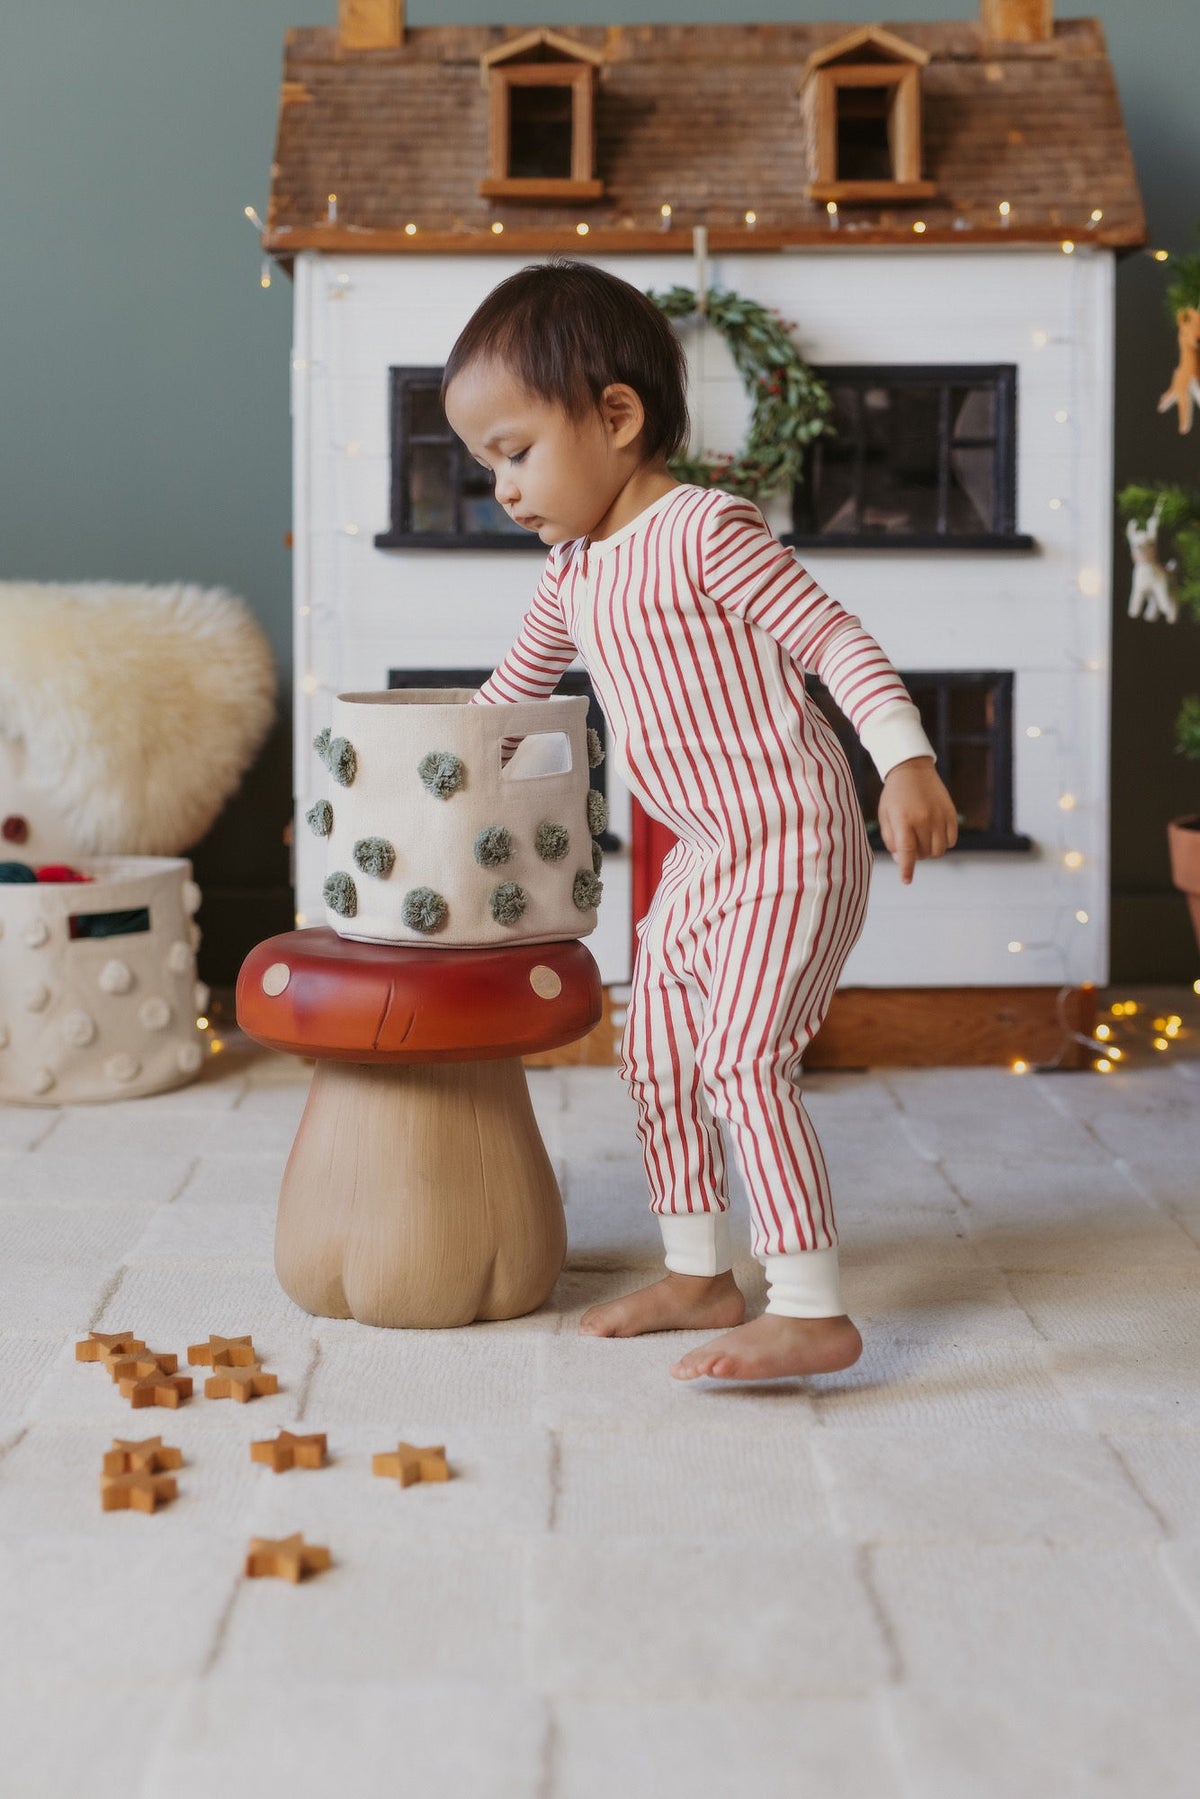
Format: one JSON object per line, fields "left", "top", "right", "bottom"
{"left": 1167, "top": 814, "right": 1200, "bottom": 951}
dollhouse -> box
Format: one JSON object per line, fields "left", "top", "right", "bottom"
{"left": 265, "top": 1, "right": 1145, "bottom": 1061}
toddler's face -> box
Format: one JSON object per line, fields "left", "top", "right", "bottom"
{"left": 444, "top": 359, "right": 622, "bottom": 546}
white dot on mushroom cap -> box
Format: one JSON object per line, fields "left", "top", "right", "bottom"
{"left": 30, "top": 1068, "right": 55, "bottom": 1095}
{"left": 182, "top": 880, "right": 202, "bottom": 915}
{"left": 99, "top": 960, "right": 134, "bottom": 995}
{"left": 105, "top": 1053, "right": 140, "bottom": 1084}
{"left": 529, "top": 965, "right": 563, "bottom": 1001}
{"left": 178, "top": 1041, "right": 203, "bottom": 1074}
{"left": 139, "top": 997, "right": 171, "bottom": 1032}
{"left": 23, "top": 984, "right": 51, "bottom": 1013}
{"left": 166, "top": 942, "right": 191, "bottom": 976}
{"left": 23, "top": 920, "right": 50, "bottom": 949}
{"left": 61, "top": 1010, "right": 97, "bottom": 1047}
{"left": 261, "top": 962, "right": 291, "bottom": 997}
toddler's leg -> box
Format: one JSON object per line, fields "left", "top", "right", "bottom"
{"left": 579, "top": 915, "right": 745, "bottom": 1338}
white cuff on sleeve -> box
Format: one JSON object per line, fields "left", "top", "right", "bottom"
{"left": 859, "top": 702, "right": 937, "bottom": 783}
{"left": 658, "top": 1210, "right": 734, "bottom": 1277}
{"left": 763, "top": 1247, "right": 844, "bottom": 1318}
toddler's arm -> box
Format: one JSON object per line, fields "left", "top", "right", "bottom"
{"left": 877, "top": 754, "right": 959, "bottom": 884}
{"left": 472, "top": 554, "right": 577, "bottom": 707}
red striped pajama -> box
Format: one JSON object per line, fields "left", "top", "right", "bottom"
{"left": 475, "top": 486, "right": 935, "bottom": 1316}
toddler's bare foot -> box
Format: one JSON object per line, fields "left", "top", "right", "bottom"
{"left": 670, "top": 1312, "right": 862, "bottom": 1382}
{"left": 579, "top": 1271, "right": 745, "bottom": 1338}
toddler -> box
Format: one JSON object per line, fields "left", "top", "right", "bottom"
{"left": 443, "top": 261, "right": 958, "bottom": 1382}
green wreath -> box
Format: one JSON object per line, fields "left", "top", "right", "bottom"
{"left": 647, "top": 285, "right": 832, "bottom": 501}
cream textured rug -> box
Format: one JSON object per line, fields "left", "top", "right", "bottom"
{"left": 0, "top": 580, "right": 276, "bottom": 855}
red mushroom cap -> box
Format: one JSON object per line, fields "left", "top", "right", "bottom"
{"left": 236, "top": 928, "right": 603, "bottom": 1064}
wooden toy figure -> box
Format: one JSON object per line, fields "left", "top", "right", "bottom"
{"left": 1126, "top": 500, "right": 1178, "bottom": 623}
{"left": 1158, "top": 306, "right": 1200, "bottom": 434}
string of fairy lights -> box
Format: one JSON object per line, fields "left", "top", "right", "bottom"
{"left": 243, "top": 202, "right": 1194, "bottom": 1073}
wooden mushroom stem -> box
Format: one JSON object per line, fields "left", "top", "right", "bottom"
{"left": 274, "top": 1056, "right": 567, "bottom": 1329}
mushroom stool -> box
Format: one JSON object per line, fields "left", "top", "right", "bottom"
{"left": 236, "top": 928, "right": 603, "bottom": 1328}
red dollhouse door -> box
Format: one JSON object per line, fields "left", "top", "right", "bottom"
{"left": 630, "top": 798, "right": 677, "bottom": 964}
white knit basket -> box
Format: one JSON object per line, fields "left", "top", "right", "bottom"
{"left": 0, "top": 857, "right": 207, "bottom": 1105}
{"left": 312, "top": 690, "right": 602, "bottom": 949}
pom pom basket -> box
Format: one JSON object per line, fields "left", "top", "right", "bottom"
{"left": 0, "top": 857, "right": 206, "bottom": 1105}
{"left": 312, "top": 690, "right": 601, "bottom": 949}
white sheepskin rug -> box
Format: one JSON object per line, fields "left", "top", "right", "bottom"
{"left": 0, "top": 580, "right": 277, "bottom": 856}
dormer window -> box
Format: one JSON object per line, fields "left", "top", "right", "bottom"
{"left": 479, "top": 30, "right": 604, "bottom": 203}
{"left": 801, "top": 26, "right": 935, "bottom": 204}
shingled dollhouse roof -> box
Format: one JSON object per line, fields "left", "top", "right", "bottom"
{"left": 265, "top": 15, "right": 1145, "bottom": 259}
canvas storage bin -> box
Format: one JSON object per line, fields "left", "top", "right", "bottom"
{"left": 0, "top": 857, "right": 207, "bottom": 1104}
{"left": 310, "top": 689, "right": 603, "bottom": 949}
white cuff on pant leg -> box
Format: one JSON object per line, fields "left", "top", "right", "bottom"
{"left": 658, "top": 1210, "right": 734, "bottom": 1277}
{"left": 763, "top": 1247, "right": 844, "bottom": 1318}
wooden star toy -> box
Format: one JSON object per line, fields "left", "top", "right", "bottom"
{"left": 244, "top": 1533, "right": 331, "bottom": 1583}
{"left": 100, "top": 1470, "right": 178, "bottom": 1513}
{"left": 75, "top": 1331, "right": 146, "bottom": 1363}
{"left": 371, "top": 1442, "right": 450, "bottom": 1487}
{"left": 250, "top": 1429, "right": 327, "bottom": 1472}
{"left": 204, "top": 1363, "right": 279, "bottom": 1403}
{"left": 187, "top": 1333, "right": 257, "bottom": 1368}
{"left": 118, "top": 1369, "right": 193, "bottom": 1409}
{"left": 106, "top": 1349, "right": 180, "bottom": 1384}
{"left": 103, "top": 1436, "right": 183, "bottom": 1476}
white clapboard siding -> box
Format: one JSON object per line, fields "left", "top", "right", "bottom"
{"left": 291, "top": 247, "right": 1113, "bottom": 988}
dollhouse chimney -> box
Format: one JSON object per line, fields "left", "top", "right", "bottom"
{"left": 338, "top": 0, "right": 404, "bottom": 50}
{"left": 980, "top": 0, "right": 1053, "bottom": 41}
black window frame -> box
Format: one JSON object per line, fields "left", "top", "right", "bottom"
{"left": 374, "top": 366, "right": 543, "bottom": 552}
{"left": 806, "top": 668, "right": 1032, "bottom": 853}
{"left": 785, "top": 364, "right": 1034, "bottom": 552}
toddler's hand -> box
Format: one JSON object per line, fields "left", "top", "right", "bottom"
{"left": 877, "top": 757, "right": 958, "bottom": 885}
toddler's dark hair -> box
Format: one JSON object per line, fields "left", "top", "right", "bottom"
{"left": 442, "top": 260, "right": 689, "bottom": 462}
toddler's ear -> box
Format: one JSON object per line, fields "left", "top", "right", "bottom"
{"left": 601, "top": 383, "right": 645, "bottom": 448}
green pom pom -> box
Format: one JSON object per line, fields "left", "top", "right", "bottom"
{"left": 353, "top": 836, "right": 395, "bottom": 878}
{"left": 586, "top": 789, "right": 608, "bottom": 836}
{"left": 586, "top": 727, "right": 605, "bottom": 769}
{"left": 418, "top": 751, "right": 466, "bottom": 799}
{"left": 592, "top": 841, "right": 603, "bottom": 876}
{"left": 324, "top": 870, "right": 357, "bottom": 917}
{"left": 473, "top": 825, "right": 514, "bottom": 867}
{"left": 313, "top": 726, "right": 332, "bottom": 767}
{"left": 306, "top": 799, "right": 333, "bottom": 838}
{"left": 328, "top": 736, "right": 357, "bottom": 787}
{"left": 534, "top": 822, "right": 570, "bottom": 863}
{"left": 402, "top": 886, "right": 448, "bottom": 933}
{"left": 573, "top": 870, "right": 603, "bottom": 911}
{"left": 490, "top": 882, "right": 528, "bottom": 926}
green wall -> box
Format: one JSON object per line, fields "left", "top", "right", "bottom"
{"left": 2, "top": 3, "right": 1196, "bottom": 980}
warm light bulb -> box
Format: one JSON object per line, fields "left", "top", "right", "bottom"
{"left": 1153, "top": 1036, "right": 1169, "bottom": 1051}
{"left": 1061, "top": 240, "right": 1075, "bottom": 254}
{"left": 1032, "top": 329, "right": 1049, "bottom": 348}
{"left": 295, "top": 911, "right": 308, "bottom": 927}
{"left": 998, "top": 201, "right": 1011, "bottom": 217}
{"left": 1124, "top": 1002, "right": 1140, "bottom": 1016}
{"left": 1011, "top": 1059, "right": 1029, "bottom": 1074}
{"left": 491, "top": 221, "right": 504, "bottom": 235}
{"left": 913, "top": 221, "right": 927, "bottom": 234}
{"left": 1193, "top": 980, "right": 1199, "bottom": 996}
{"left": 1054, "top": 409, "right": 1069, "bottom": 423}
{"left": 1076, "top": 910, "right": 1089, "bottom": 924}
{"left": 744, "top": 210, "right": 757, "bottom": 226}
{"left": 1026, "top": 726, "right": 1043, "bottom": 739}
{"left": 1090, "top": 208, "right": 1104, "bottom": 223}
{"left": 826, "top": 201, "right": 838, "bottom": 215}
{"left": 1048, "top": 498, "right": 1063, "bottom": 511}
{"left": 1108, "top": 1047, "right": 1123, "bottom": 1061}
{"left": 301, "top": 674, "right": 318, "bottom": 694}
{"left": 210, "top": 1038, "right": 225, "bottom": 1055}
{"left": 404, "top": 222, "right": 417, "bottom": 236}
{"left": 1095, "top": 1023, "right": 1111, "bottom": 1041}
{"left": 1058, "top": 793, "right": 1077, "bottom": 811}
{"left": 1154, "top": 249, "right": 1169, "bottom": 262}
{"left": 660, "top": 203, "right": 672, "bottom": 220}
{"left": 576, "top": 222, "right": 589, "bottom": 236}
{"left": 196, "top": 1016, "right": 210, "bottom": 1031}
{"left": 1095, "top": 1058, "right": 1113, "bottom": 1074}
{"left": 1063, "top": 850, "right": 1084, "bottom": 869}
{"left": 1008, "top": 941, "right": 1023, "bottom": 954}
